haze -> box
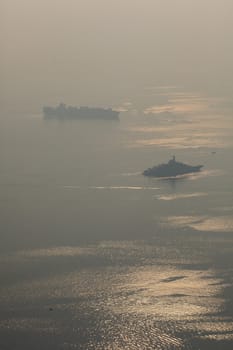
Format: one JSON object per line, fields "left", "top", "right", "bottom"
{"left": 1, "top": 1, "right": 233, "bottom": 349}
{"left": 1, "top": 0, "right": 233, "bottom": 112}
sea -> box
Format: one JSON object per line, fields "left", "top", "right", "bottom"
{"left": 1, "top": 88, "right": 233, "bottom": 349}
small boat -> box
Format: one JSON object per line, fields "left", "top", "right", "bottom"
{"left": 143, "top": 156, "right": 203, "bottom": 177}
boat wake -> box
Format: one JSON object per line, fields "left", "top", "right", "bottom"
{"left": 121, "top": 171, "right": 142, "bottom": 177}
{"left": 186, "top": 169, "right": 224, "bottom": 180}
{"left": 63, "top": 185, "right": 160, "bottom": 191}
{"left": 156, "top": 192, "right": 208, "bottom": 201}
{"left": 157, "top": 169, "right": 223, "bottom": 181}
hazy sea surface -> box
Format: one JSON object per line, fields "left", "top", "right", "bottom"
{"left": 1, "top": 88, "right": 233, "bottom": 349}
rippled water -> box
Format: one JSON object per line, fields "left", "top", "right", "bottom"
{"left": 1, "top": 88, "right": 233, "bottom": 349}
{"left": 1, "top": 240, "right": 233, "bottom": 349}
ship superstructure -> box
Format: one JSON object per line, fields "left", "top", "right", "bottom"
{"left": 143, "top": 156, "right": 203, "bottom": 177}
{"left": 43, "top": 103, "right": 120, "bottom": 120}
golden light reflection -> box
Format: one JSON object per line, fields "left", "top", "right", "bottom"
{"left": 132, "top": 136, "right": 226, "bottom": 149}
{"left": 162, "top": 215, "right": 233, "bottom": 233}
{"left": 157, "top": 192, "right": 208, "bottom": 201}
{"left": 116, "top": 101, "right": 133, "bottom": 112}
{"left": 143, "top": 93, "right": 225, "bottom": 116}
{"left": 128, "top": 111, "right": 232, "bottom": 149}
{"left": 64, "top": 185, "right": 160, "bottom": 190}
{"left": 109, "top": 267, "right": 223, "bottom": 320}
{"left": 1, "top": 240, "right": 232, "bottom": 346}
{"left": 144, "top": 101, "right": 209, "bottom": 115}
{"left": 126, "top": 90, "right": 233, "bottom": 150}
{"left": 89, "top": 186, "right": 160, "bottom": 190}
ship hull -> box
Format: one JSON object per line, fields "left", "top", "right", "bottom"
{"left": 43, "top": 105, "right": 119, "bottom": 120}
{"left": 143, "top": 165, "right": 203, "bottom": 178}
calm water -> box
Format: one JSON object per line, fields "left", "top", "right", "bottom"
{"left": 1, "top": 88, "right": 233, "bottom": 349}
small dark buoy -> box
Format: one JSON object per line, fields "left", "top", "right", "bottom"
{"left": 49, "top": 307, "right": 53, "bottom": 311}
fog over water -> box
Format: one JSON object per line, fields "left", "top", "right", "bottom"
{"left": 1, "top": 1, "right": 233, "bottom": 349}
{"left": 2, "top": 0, "right": 233, "bottom": 112}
